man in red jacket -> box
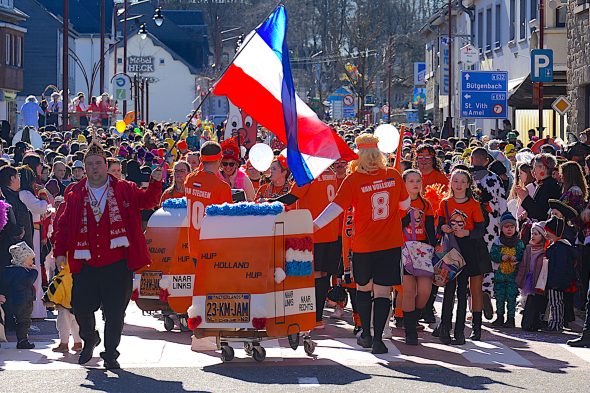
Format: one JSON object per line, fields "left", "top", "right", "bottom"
{"left": 53, "top": 139, "right": 162, "bottom": 370}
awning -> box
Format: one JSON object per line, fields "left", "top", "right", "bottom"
{"left": 508, "top": 71, "right": 567, "bottom": 109}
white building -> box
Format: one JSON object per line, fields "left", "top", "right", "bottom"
{"left": 112, "top": 33, "right": 199, "bottom": 122}
{"left": 422, "top": 0, "right": 567, "bottom": 140}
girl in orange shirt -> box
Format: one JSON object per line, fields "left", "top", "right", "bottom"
{"left": 436, "top": 169, "right": 489, "bottom": 345}
{"left": 400, "top": 169, "right": 436, "bottom": 345}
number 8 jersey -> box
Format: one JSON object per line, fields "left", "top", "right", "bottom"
{"left": 184, "top": 171, "right": 233, "bottom": 259}
{"left": 333, "top": 167, "right": 409, "bottom": 253}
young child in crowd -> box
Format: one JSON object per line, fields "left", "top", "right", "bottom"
{"left": 490, "top": 212, "right": 524, "bottom": 328}
{"left": 544, "top": 216, "right": 577, "bottom": 332}
{"left": 517, "top": 223, "right": 549, "bottom": 331}
{"left": 0, "top": 241, "right": 38, "bottom": 349}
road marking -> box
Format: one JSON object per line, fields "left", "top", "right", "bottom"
{"left": 298, "top": 377, "right": 319, "bottom": 387}
{"left": 460, "top": 341, "right": 532, "bottom": 367}
{"left": 561, "top": 344, "right": 590, "bottom": 364}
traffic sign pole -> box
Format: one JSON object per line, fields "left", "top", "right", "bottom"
{"left": 538, "top": 0, "right": 545, "bottom": 137}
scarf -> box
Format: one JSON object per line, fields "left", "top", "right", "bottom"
{"left": 73, "top": 178, "right": 129, "bottom": 260}
{"left": 500, "top": 233, "right": 519, "bottom": 248}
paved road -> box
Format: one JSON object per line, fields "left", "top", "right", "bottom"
{"left": 1, "top": 299, "right": 589, "bottom": 392}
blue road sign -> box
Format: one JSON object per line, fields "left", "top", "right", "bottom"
{"left": 460, "top": 71, "right": 508, "bottom": 119}
{"left": 531, "top": 49, "right": 553, "bottom": 83}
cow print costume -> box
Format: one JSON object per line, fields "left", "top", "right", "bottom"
{"left": 472, "top": 167, "right": 507, "bottom": 297}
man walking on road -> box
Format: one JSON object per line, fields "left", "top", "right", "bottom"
{"left": 53, "top": 136, "right": 163, "bottom": 369}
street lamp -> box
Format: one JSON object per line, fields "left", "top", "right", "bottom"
{"left": 153, "top": 7, "right": 164, "bottom": 27}
{"left": 139, "top": 23, "right": 147, "bottom": 40}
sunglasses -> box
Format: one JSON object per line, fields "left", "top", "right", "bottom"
{"left": 221, "top": 162, "right": 236, "bottom": 168}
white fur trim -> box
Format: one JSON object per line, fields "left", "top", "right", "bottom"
{"left": 274, "top": 267, "right": 286, "bottom": 284}
{"left": 285, "top": 249, "right": 313, "bottom": 263}
{"left": 110, "top": 236, "right": 130, "bottom": 249}
{"left": 159, "top": 276, "right": 173, "bottom": 290}
{"left": 187, "top": 304, "right": 198, "bottom": 318}
{"left": 73, "top": 249, "right": 92, "bottom": 260}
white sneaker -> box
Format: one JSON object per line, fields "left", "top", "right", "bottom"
{"left": 29, "top": 325, "right": 41, "bottom": 333}
{"left": 382, "top": 326, "right": 394, "bottom": 339}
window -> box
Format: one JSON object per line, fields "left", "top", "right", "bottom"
{"left": 510, "top": 0, "right": 516, "bottom": 40}
{"left": 495, "top": 4, "right": 501, "bottom": 48}
{"left": 556, "top": 7, "right": 566, "bottom": 27}
{"left": 478, "top": 10, "right": 484, "bottom": 52}
{"left": 16, "top": 36, "right": 21, "bottom": 67}
{"left": 159, "top": 58, "right": 165, "bottom": 65}
{"left": 117, "top": 57, "right": 122, "bottom": 64}
{"left": 530, "top": 0, "right": 538, "bottom": 21}
{"left": 5, "top": 34, "right": 10, "bottom": 65}
{"left": 486, "top": 8, "right": 492, "bottom": 51}
{"left": 519, "top": 0, "right": 527, "bottom": 39}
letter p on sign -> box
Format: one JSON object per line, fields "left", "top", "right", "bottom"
{"left": 531, "top": 49, "right": 553, "bottom": 83}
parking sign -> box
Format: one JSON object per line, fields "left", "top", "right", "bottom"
{"left": 531, "top": 49, "right": 553, "bottom": 83}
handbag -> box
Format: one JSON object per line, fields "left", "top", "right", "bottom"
{"left": 0, "top": 305, "right": 7, "bottom": 342}
{"left": 401, "top": 209, "right": 435, "bottom": 277}
{"left": 43, "top": 264, "right": 73, "bottom": 309}
{"left": 433, "top": 201, "right": 466, "bottom": 287}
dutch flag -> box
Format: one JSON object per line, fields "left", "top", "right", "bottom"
{"left": 213, "top": 5, "right": 357, "bottom": 186}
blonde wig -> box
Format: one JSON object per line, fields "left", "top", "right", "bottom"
{"left": 349, "top": 133, "right": 387, "bottom": 174}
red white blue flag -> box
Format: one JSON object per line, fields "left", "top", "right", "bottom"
{"left": 213, "top": 5, "right": 357, "bottom": 186}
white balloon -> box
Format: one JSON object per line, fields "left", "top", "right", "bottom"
{"left": 374, "top": 124, "right": 400, "bottom": 154}
{"left": 249, "top": 143, "right": 274, "bottom": 172}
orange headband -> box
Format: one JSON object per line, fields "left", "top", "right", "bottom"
{"left": 200, "top": 152, "right": 223, "bottom": 162}
{"left": 357, "top": 143, "right": 378, "bottom": 149}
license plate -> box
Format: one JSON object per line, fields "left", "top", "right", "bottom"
{"left": 206, "top": 294, "right": 250, "bottom": 323}
{"left": 140, "top": 271, "right": 162, "bottom": 297}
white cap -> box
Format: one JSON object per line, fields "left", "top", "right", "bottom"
{"left": 72, "top": 160, "right": 84, "bottom": 169}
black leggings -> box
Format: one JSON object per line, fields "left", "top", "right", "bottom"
{"left": 441, "top": 272, "right": 469, "bottom": 335}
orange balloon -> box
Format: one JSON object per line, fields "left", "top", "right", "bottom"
{"left": 124, "top": 111, "right": 135, "bottom": 125}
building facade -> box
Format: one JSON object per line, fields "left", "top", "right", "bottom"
{"left": 0, "top": 0, "right": 27, "bottom": 129}
{"left": 422, "top": 0, "right": 567, "bottom": 140}
{"left": 566, "top": 0, "right": 590, "bottom": 133}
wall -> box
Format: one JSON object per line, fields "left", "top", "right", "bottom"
{"left": 566, "top": 1, "right": 590, "bottom": 133}
{"left": 74, "top": 36, "right": 113, "bottom": 98}
{"left": 111, "top": 35, "right": 197, "bottom": 122}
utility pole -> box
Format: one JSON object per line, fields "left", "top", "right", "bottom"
{"left": 123, "top": 0, "right": 128, "bottom": 115}
{"left": 100, "top": 0, "right": 105, "bottom": 95}
{"left": 387, "top": 34, "right": 392, "bottom": 122}
{"left": 537, "top": 0, "right": 545, "bottom": 137}
{"left": 62, "top": 0, "right": 69, "bottom": 131}
{"left": 446, "top": 0, "right": 453, "bottom": 137}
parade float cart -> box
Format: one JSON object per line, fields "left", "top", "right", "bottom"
{"left": 133, "top": 198, "right": 195, "bottom": 331}
{"left": 188, "top": 202, "right": 318, "bottom": 362}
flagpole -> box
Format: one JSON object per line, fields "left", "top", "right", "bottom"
{"left": 160, "top": 3, "right": 283, "bottom": 165}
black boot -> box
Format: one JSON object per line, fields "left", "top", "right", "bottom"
{"left": 483, "top": 291, "right": 494, "bottom": 320}
{"left": 403, "top": 311, "right": 418, "bottom": 345}
{"left": 438, "top": 323, "right": 452, "bottom": 345}
{"left": 314, "top": 276, "right": 330, "bottom": 323}
{"left": 503, "top": 316, "right": 516, "bottom": 328}
{"left": 422, "top": 286, "right": 438, "bottom": 323}
{"left": 79, "top": 331, "right": 101, "bottom": 365}
{"left": 470, "top": 311, "right": 482, "bottom": 341}
{"left": 567, "top": 331, "right": 590, "bottom": 348}
{"left": 492, "top": 315, "right": 505, "bottom": 327}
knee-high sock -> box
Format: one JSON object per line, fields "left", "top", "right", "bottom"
{"left": 356, "top": 290, "right": 373, "bottom": 337}
{"left": 373, "top": 297, "right": 391, "bottom": 342}
{"left": 314, "top": 276, "right": 330, "bottom": 322}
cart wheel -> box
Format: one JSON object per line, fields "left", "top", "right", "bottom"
{"left": 252, "top": 345, "right": 266, "bottom": 362}
{"left": 288, "top": 333, "right": 300, "bottom": 350}
{"left": 178, "top": 317, "right": 190, "bottom": 332}
{"left": 163, "top": 316, "right": 175, "bottom": 331}
{"left": 304, "top": 339, "right": 316, "bottom": 356}
{"left": 244, "top": 342, "right": 254, "bottom": 356}
{"left": 221, "top": 345, "right": 234, "bottom": 362}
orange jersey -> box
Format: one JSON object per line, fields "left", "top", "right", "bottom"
{"left": 290, "top": 169, "right": 339, "bottom": 243}
{"left": 160, "top": 188, "right": 184, "bottom": 205}
{"left": 336, "top": 175, "right": 346, "bottom": 234}
{"left": 184, "top": 170, "right": 232, "bottom": 258}
{"left": 333, "top": 167, "right": 409, "bottom": 253}
{"left": 437, "top": 198, "right": 484, "bottom": 231}
{"left": 341, "top": 207, "right": 354, "bottom": 270}
{"left": 255, "top": 181, "right": 292, "bottom": 201}
{"left": 402, "top": 196, "right": 434, "bottom": 242}
{"left": 422, "top": 169, "right": 449, "bottom": 190}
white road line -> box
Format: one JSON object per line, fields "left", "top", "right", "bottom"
{"left": 298, "top": 377, "right": 320, "bottom": 387}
